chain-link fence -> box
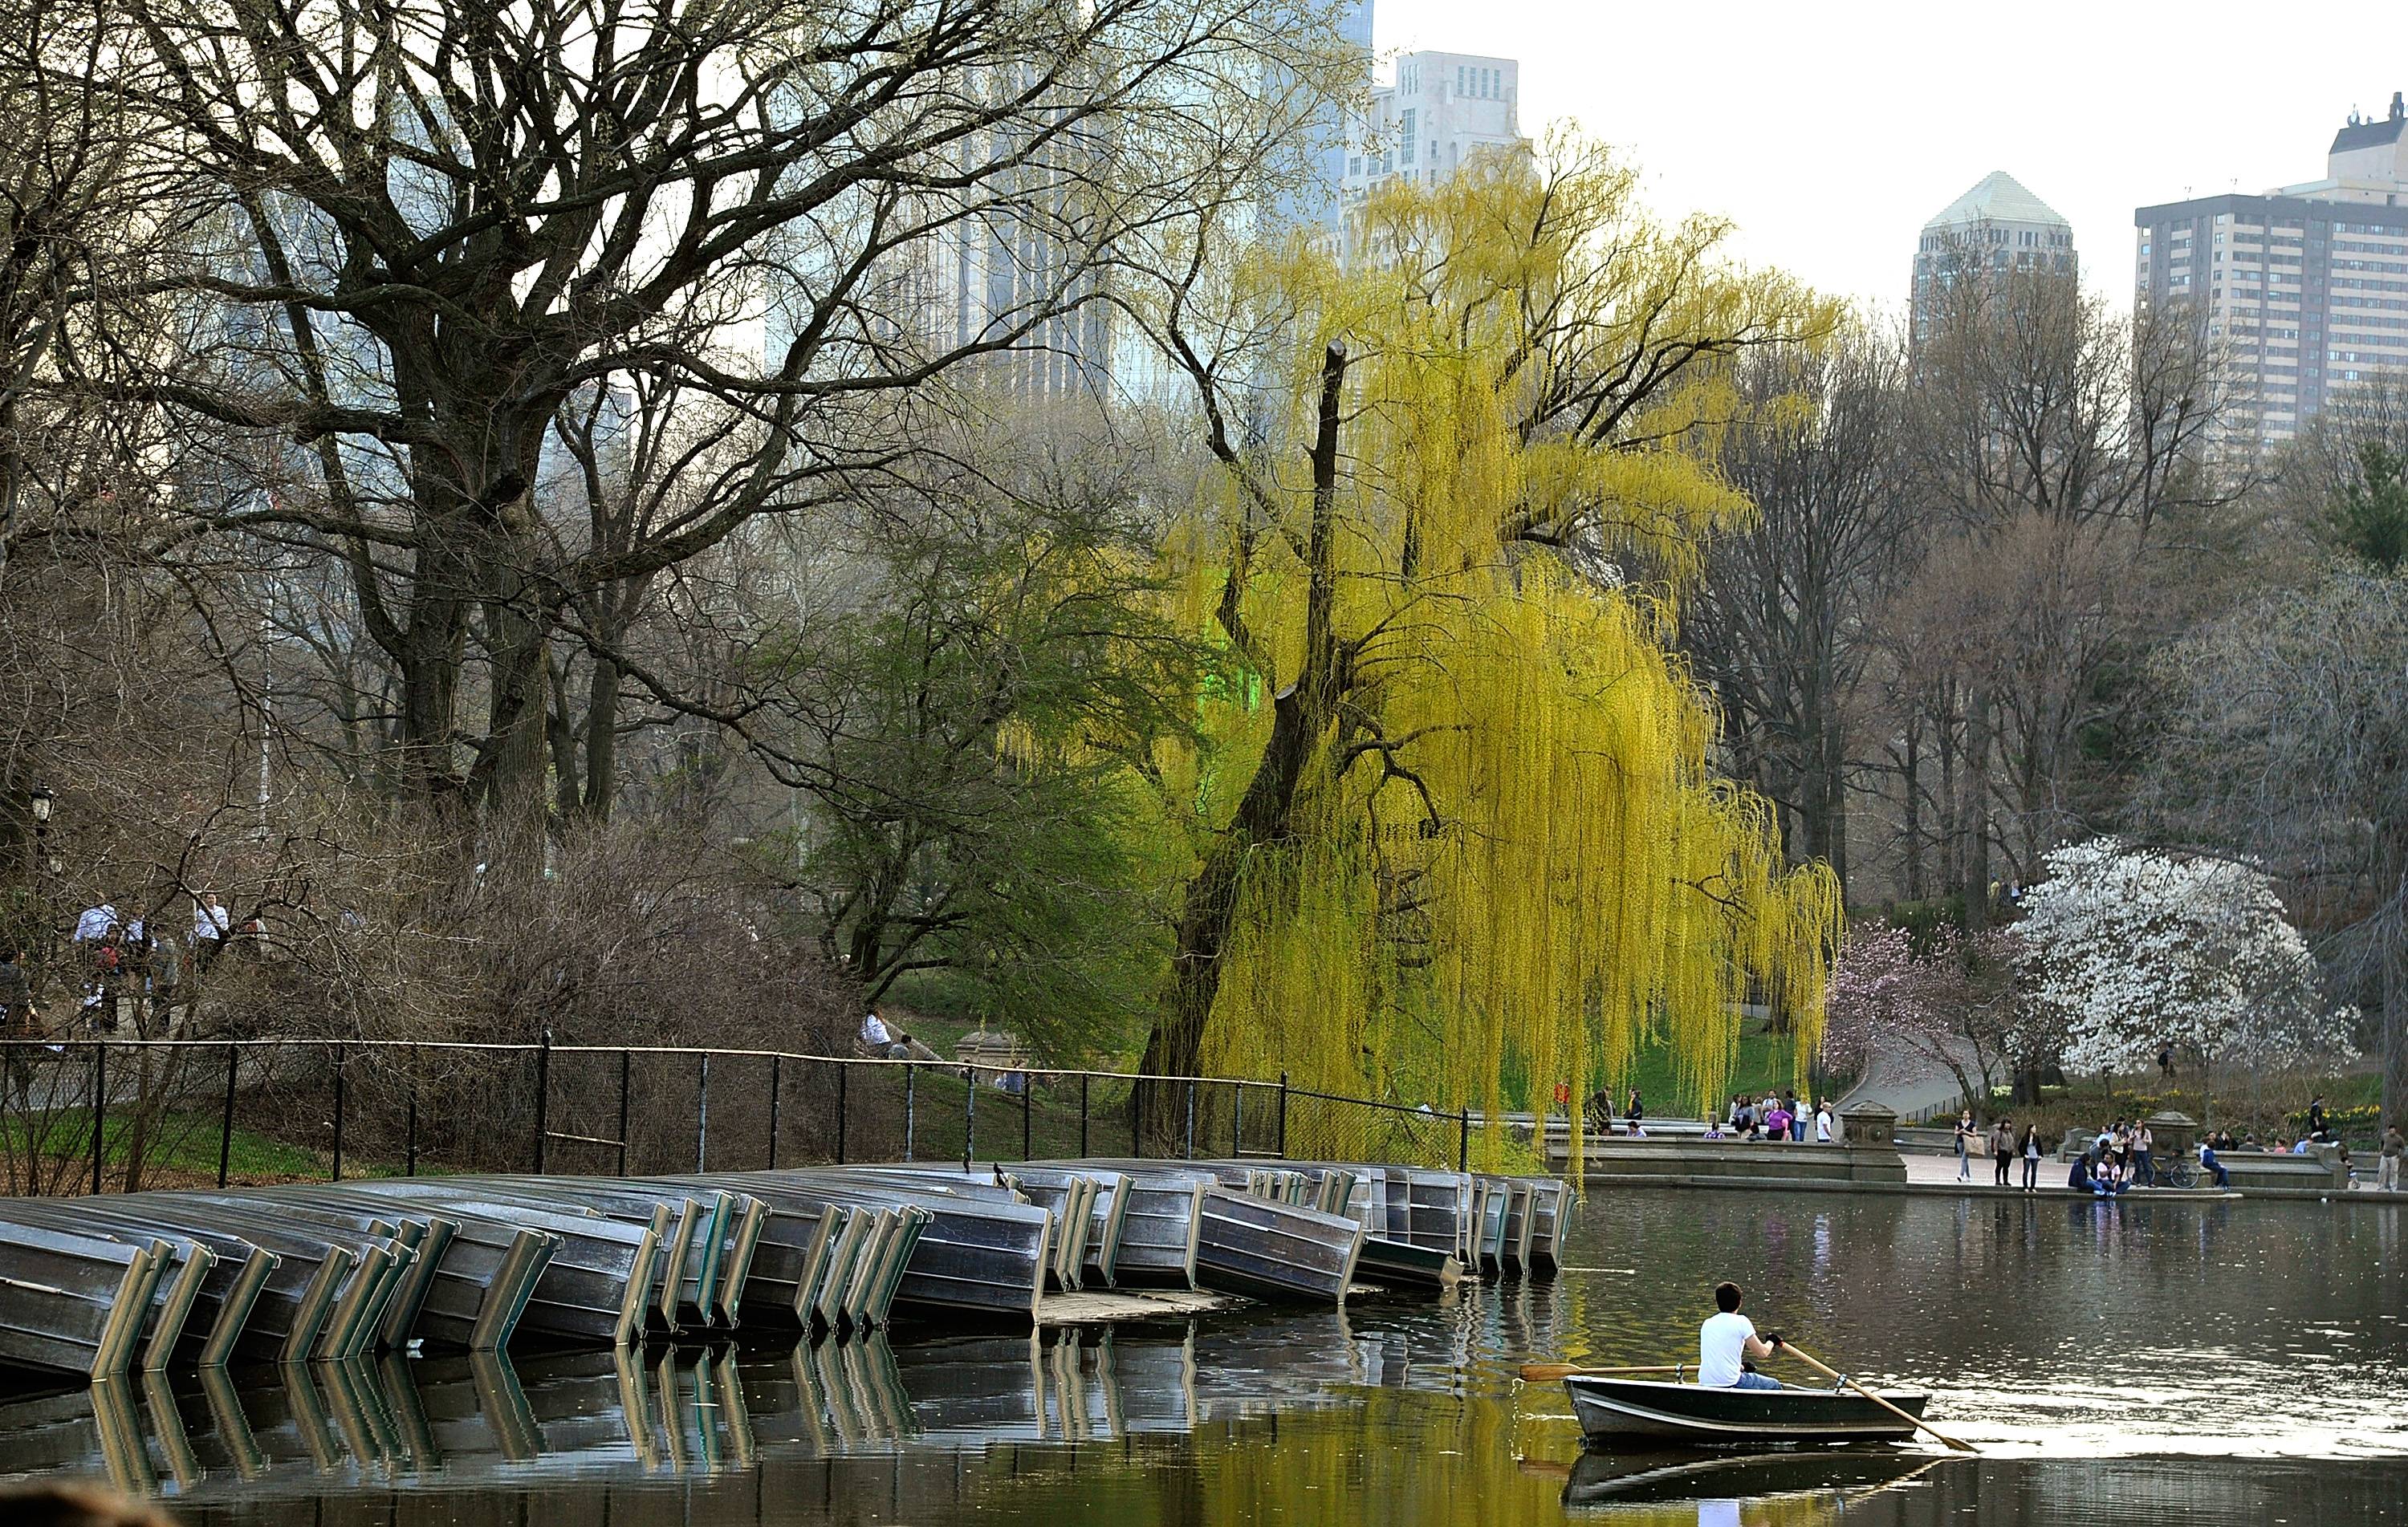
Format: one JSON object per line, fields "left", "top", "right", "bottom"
{"left": 0, "top": 1038, "right": 1476, "bottom": 1196}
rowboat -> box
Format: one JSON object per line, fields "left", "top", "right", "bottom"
{"left": 1565, "top": 1375, "right": 1930, "bottom": 1445}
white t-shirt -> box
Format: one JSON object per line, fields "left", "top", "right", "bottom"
{"left": 1814, "top": 1110, "right": 1832, "bottom": 1143}
{"left": 860, "top": 1013, "right": 892, "bottom": 1047}
{"left": 1698, "top": 1310, "right": 1757, "bottom": 1388}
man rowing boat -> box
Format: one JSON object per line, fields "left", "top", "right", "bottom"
{"left": 1698, "top": 1281, "right": 1784, "bottom": 1391}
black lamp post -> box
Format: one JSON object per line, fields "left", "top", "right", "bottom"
{"left": 26, "top": 784, "right": 53, "bottom": 967}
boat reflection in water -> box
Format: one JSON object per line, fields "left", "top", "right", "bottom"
{"left": 1560, "top": 1448, "right": 1946, "bottom": 1523}
{"left": 0, "top": 1308, "right": 1478, "bottom": 1510}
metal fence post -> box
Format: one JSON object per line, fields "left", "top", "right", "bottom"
{"left": 695, "top": 1051, "right": 711, "bottom": 1172}
{"left": 962, "top": 1066, "right": 975, "bottom": 1169}
{"left": 89, "top": 1042, "right": 106, "bottom": 1195}
{"left": 1234, "top": 1086, "right": 1244, "bottom": 1158}
{"left": 1022, "top": 1078, "right": 1032, "bottom": 1161}
{"left": 767, "top": 1054, "right": 782, "bottom": 1170}
{"left": 1276, "top": 1071, "right": 1289, "bottom": 1160}
{"left": 405, "top": 1055, "right": 420, "bottom": 1180}
{"left": 1079, "top": 1073, "right": 1089, "bottom": 1158}
{"left": 533, "top": 1028, "right": 552, "bottom": 1174}
{"left": 904, "top": 1064, "right": 916, "bottom": 1161}
{"left": 1183, "top": 1078, "right": 1195, "bottom": 1159}
{"left": 330, "top": 1042, "right": 345, "bottom": 1181}
{"left": 616, "top": 1049, "right": 632, "bottom": 1176}
{"left": 836, "top": 1062, "right": 848, "bottom": 1165}
{"left": 217, "top": 1045, "right": 238, "bottom": 1188}
{"left": 1458, "top": 1101, "right": 1471, "bottom": 1173}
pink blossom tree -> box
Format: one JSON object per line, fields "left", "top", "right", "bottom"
{"left": 1824, "top": 922, "right": 2020, "bottom": 1113}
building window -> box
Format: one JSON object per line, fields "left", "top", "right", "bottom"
{"left": 1401, "top": 108, "right": 1416, "bottom": 166}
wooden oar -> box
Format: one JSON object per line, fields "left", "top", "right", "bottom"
{"left": 1775, "top": 1341, "right": 1977, "bottom": 1453}
{"left": 1516, "top": 1363, "right": 1682, "bottom": 1383}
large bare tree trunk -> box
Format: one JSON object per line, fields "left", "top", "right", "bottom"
{"left": 1963, "top": 687, "right": 1991, "bottom": 932}
{"left": 2386, "top": 867, "right": 2407, "bottom": 1129}
{"left": 1137, "top": 345, "right": 1349, "bottom": 1145}
{"left": 1902, "top": 717, "right": 1925, "bottom": 901}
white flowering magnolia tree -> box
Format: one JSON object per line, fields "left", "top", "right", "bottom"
{"left": 2014, "top": 838, "right": 2354, "bottom": 1116}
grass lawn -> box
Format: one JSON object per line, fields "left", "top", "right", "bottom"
{"left": 1617, "top": 1020, "right": 1818, "bottom": 1118}
{"left": 884, "top": 989, "right": 1819, "bottom": 1127}
{"left": 0, "top": 1108, "right": 417, "bottom": 1190}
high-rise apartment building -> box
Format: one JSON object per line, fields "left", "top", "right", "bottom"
{"left": 1909, "top": 171, "right": 2076, "bottom": 342}
{"left": 2134, "top": 92, "right": 2408, "bottom": 444}
{"left": 1337, "top": 51, "right": 1526, "bottom": 262}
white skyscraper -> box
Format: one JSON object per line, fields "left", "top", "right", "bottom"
{"left": 1909, "top": 171, "right": 2077, "bottom": 345}
{"left": 1336, "top": 51, "right": 1527, "bottom": 265}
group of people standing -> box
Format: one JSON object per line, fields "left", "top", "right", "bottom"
{"left": 0, "top": 892, "right": 238, "bottom": 1039}
{"left": 1712, "top": 1090, "right": 1834, "bottom": 1143}
{"left": 1953, "top": 1111, "right": 2054, "bottom": 1191}
{"left": 1954, "top": 1112, "right": 2161, "bottom": 1193}
{"left": 2067, "top": 1118, "right": 2158, "bottom": 1194}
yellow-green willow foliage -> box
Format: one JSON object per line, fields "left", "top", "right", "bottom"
{"left": 1161, "top": 134, "right": 1843, "bottom": 1162}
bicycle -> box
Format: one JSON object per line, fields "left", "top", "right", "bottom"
{"left": 2148, "top": 1157, "right": 2198, "bottom": 1189}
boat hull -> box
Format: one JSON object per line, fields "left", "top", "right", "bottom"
{"left": 1565, "top": 1376, "right": 1930, "bottom": 1446}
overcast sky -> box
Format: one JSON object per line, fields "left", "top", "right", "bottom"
{"left": 1373, "top": 0, "right": 2408, "bottom": 317}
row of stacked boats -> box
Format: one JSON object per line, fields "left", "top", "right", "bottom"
{"left": 0, "top": 1160, "right": 1568, "bottom": 1383}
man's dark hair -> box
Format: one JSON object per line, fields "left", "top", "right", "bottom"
{"left": 1713, "top": 1281, "right": 1743, "bottom": 1313}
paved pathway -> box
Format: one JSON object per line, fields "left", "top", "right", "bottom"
{"left": 1837, "top": 1034, "right": 1978, "bottom": 1125}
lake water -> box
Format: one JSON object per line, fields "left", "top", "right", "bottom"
{"left": 2, "top": 1190, "right": 2402, "bottom": 1525}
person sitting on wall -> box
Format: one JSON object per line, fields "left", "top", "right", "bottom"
{"left": 2068, "top": 1151, "right": 2097, "bottom": 1192}
{"left": 1586, "top": 1088, "right": 1615, "bottom": 1132}
{"left": 858, "top": 1009, "right": 910, "bottom": 1060}
{"left": 2199, "top": 1139, "right": 2231, "bottom": 1188}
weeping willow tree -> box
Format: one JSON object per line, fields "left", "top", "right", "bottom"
{"left": 1130, "top": 134, "right": 1845, "bottom": 1157}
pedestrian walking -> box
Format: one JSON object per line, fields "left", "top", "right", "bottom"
{"left": 2020, "top": 1124, "right": 2043, "bottom": 1191}
{"left": 192, "top": 892, "right": 230, "bottom": 972}
{"left": 1991, "top": 1119, "right": 2015, "bottom": 1187}
{"left": 1954, "top": 1110, "right": 1975, "bottom": 1182}
{"left": 0, "top": 947, "right": 37, "bottom": 1038}
{"left": 89, "top": 928, "right": 126, "bottom": 1034}
{"left": 1814, "top": 1099, "right": 1833, "bottom": 1143}
{"left": 2381, "top": 1121, "right": 2404, "bottom": 1193}
{"left": 144, "top": 932, "right": 181, "bottom": 1034}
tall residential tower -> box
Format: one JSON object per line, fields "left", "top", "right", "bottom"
{"left": 2134, "top": 92, "right": 2408, "bottom": 444}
